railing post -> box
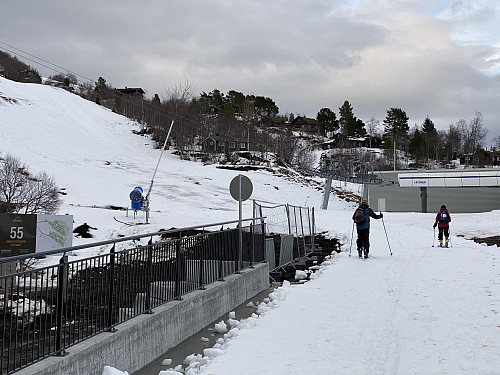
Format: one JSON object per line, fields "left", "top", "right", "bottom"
{"left": 249, "top": 223, "right": 255, "bottom": 267}
{"left": 106, "top": 244, "right": 117, "bottom": 332}
{"left": 198, "top": 235, "right": 206, "bottom": 289}
{"left": 286, "top": 204, "right": 292, "bottom": 235}
{"left": 310, "top": 207, "right": 315, "bottom": 252}
{"left": 144, "top": 242, "right": 153, "bottom": 313}
{"left": 174, "top": 240, "right": 182, "bottom": 300}
{"left": 293, "top": 206, "right": 301, "bottom": 257}
{"left": 217, "top": 231, "right": 225, "bottom": 281}
{"left": 55, "top": 254, "right": 68, "bottom": 356}
{"left": 299, "top": 208, "right": 306, "bottom": 256}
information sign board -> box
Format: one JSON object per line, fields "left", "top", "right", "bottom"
{"left": 0, "top": 214, "right": 37, "bottom": 257}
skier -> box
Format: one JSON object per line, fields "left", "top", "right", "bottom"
{"left": 352, "top": 199, "right": 383, "bottom": 258}
{"left": 433, "top": 204, "right": 451, "bottom": 247}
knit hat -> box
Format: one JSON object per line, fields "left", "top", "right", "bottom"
{"left": 441, "top": 204, "right": 446, "bottom": 209}
{"left": 362, "top": 199, "right": 368, "bottom": 204}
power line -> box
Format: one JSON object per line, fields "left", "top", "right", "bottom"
{"left": 0, "top": 41, "right": 206, "bottom": 133}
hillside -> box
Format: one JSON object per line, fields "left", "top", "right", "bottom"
{"left": 0, "top": 77, "right": 356, "bottom": 257}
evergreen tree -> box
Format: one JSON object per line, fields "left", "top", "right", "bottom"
{"left": 421, "top": 116, "right": 438, "bottom": 161}
{"left": 338, "top": 100, "right": 356, "bottom": 141}
{"left": 316, "top": 108, "right": 339, "bottom": 137}
{"left": 95, "top": 77, "right": 107, "bottom": 91}
{"left": 383, "top": 108, "right": 409, "bottom": 170}
{"left": 409, "top": 128, "right": 425, "bottom": 164}
{"left": 152, "top": 93, "right": 161, "bottom": 107}
{"left": 353, "top": 118, "right": 367, "bottom": 137}
{"left": 421, "top": 116, "right": 436, "bottom": 134}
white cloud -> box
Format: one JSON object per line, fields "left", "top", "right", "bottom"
{"left": 1, "top": 0, "right": 499, "bottom": 142}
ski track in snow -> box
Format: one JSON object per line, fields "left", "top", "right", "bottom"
{"left": 197, "top": 211, "right": 499, "bottom": 375}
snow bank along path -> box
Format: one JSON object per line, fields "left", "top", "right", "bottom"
{"left": 190, "top": 210, "right": 499, "bottom": 375}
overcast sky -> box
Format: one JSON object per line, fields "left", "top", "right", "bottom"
{"left": 2, "top": 0, "right": 500, "bottom": 144}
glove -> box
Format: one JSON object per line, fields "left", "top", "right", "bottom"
{"left": 433, "top": 223, "right": 436, "bottom": 228}
{"left": 379, "top": 212, "right": 383, "bottom": 218}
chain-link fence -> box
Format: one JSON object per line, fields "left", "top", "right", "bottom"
{"left": 253, "top": 200, "right": 315, "bottom": 272}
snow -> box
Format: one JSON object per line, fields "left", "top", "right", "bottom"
{"left": 1, "top": 77, "right": 499, "bottom": 374}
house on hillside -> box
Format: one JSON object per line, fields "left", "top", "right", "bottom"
{"left": 290, "top": 116, "right": 319, "bottom": 132}
{"left": 457, "top": 149, "right": 500, "bottom": 166}
{"left": 458, "top": 149, "right": 500, "bottom": 166}
{"left": 485, "top": 149, "right": 500, "bottom": 165}
{"left": 457, "top": 153, "right": 474, "bottom": 166}
{"left": 321, "top": 135, "right": 384, "bottom": 149}
{"left": 202, "top": 136, "right": 250, "bottom": 153}
{"left": 116, "top": 87, "right": 145, "bottom": 97}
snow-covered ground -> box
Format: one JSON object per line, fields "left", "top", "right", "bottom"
{"left": 1, "top": 78, "right": 499, "bottom": 374}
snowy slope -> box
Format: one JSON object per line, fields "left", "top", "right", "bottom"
{"left": 1, "top": 76, "right": 356, "bottom": 257}
{"left": 1, "top": 77, "right": 499, "bottom": 375}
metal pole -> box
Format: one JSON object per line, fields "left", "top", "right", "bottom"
{"left": 55, "top": 255, "right": 68, "bottom": 356}
{"left": 322, "top": 177, "right": 332, "bottom": 209}
{"left": 238, "top": 174, "right": 243, "bottom": 271}
{"left": 393, "top": 137, "right": 396, "bottom": 171}
{"left": 382, "top": 217, "right": 393, "bottom": 256}
{"left": 144, "top": 120, "right": 174, "bottom": 223}
{"left": 420, "top": 187, "right": 428, "bottom": 213}
{"left": 349, "top": 221, "right": 355, "bottom": 257}
{"left": 106, "top": 245, "right": 117, "bottom": 331}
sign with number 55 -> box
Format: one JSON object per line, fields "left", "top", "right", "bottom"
{"left": 0, "top": 214, "right": 37, "bottom": 257}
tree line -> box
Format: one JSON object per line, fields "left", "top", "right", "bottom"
{"left": 2, "top": 50, "right": 498, "bottom": 177}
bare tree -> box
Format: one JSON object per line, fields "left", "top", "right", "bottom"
{"left": 293, "top": 143, "right": 315, "bottom": 170}
{"left": 494, "top": 135, "right": 500, "bottom": 149}
{"left": 365, "top": 116, "right": 380, "bottom": 140}
{"left": 273, "top": 129, "right": 298, "bottom": 166}
{"left": 161, "top": 81, "right": 199, "bottom": 157}
{"left": 458, "top": 112, "right": 488, "bottom": 166}
{"left": 0, "top": 154, "right": 61, "bottom": 214}
{"left": 468, "top": 112, "right": 488, "bottom": 149}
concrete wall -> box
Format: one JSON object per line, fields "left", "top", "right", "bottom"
{"left": 17, "top": 262, "right": 269, "bottom": 375}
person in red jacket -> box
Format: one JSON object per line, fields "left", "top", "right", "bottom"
{"left": 433, "top": 204, "right": 451, "bottom": 247}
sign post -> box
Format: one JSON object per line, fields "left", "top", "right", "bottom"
{"left": 229, "top": 175, "right": 253, "bottom": 270}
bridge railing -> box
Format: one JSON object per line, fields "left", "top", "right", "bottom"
{"left": 0, "top": 218, "right": 265, "bottom": 375}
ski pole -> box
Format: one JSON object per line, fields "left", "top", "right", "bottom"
{"left": 349, "top": 221, "right": 355, "bottom": 257}
{"left": 381, "top": 216, "right": 392, "bottom": 256}
{"left": 432, "top": 227, "right": 436, "bottom": 247}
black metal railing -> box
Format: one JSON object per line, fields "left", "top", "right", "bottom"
{"left": 0, "top": 218, "right": 265, "bottom": 374}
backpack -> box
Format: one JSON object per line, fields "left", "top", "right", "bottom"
{"left": 354, "top": 207, "right": 366, "bottom": 225}
{"left": 438, "top": 209, "right": 450, "bottom": 223}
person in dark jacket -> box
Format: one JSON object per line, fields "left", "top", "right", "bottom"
{"left": 352, "top": 199, "right": 383, "bottom": 258}
{"left": 433, "top": 204, "right": 451, "bottom": 247}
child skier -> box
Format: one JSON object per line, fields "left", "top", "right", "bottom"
{"left": 433, "top": 204, "right": 451, "bottom": 247}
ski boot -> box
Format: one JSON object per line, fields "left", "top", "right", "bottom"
{"left": 445, "top": 238, "right": 449, "bottom": 248}
{"left": 358, "top": 249, "right": 362, "bottom": 258}
{"left": 439, "top": 239, "right": 443, "bottom": 247}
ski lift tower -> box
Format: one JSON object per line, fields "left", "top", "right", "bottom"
{"left": 317, "top": 156, "right": 386, "bottom": 209}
